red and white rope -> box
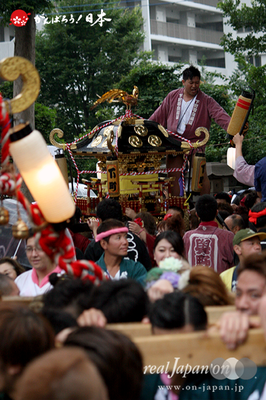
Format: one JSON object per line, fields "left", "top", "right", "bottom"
{"left": 0, "top": 96, "right": 11, "bottom": 167}
{"left": 65, "top": 110, "right": 193, "bottom": 197}
{"left": 0, "top": 94, "right": 107, "bottom": 285}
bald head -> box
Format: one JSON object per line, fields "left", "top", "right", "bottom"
{"left": 224, "top": 214, "right": 245, "bottom": 235}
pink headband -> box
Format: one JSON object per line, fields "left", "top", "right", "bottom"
{"left": 96, "top": 227, "right": 128, "bottom": 242}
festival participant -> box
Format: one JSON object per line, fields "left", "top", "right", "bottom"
{"left": 235, "top": 251, "right": 266, "bottom": 315}
{"left": 189, "top": 208, "right": 200, "bottom": 230}
{"left": 249, "top": 202, "right": 266, "bottom": 250}
{"left": 85, "top": 198, "right": 152, "bottom": 271}
{"left": 150, "top": 65, "right": 230, "bottom": 195}
{"left": 149, "top": 291, "right": 207, "bottom": 334}
{"left": 223, "top": 214, "right": 245, "bottom": 235}
{"left": 157, "top": 213, "right": 185, "bottom": 237}
{"left": 67, "top": 206, "right": 90, "bottom": 256}
{"left": 214, "top": 192, "right": 231, "bottom": 206}
{"left": 165, "top": 206, "right": 185, "bottom": 219}
{"left": 141, "top": 292, "right": 207, "bottom": 400}
{"left": 232, "top": 131, "right": 249, "bottom": 179}
{"left": 0, "top": 303, "right": 54, "bottom": 400}
{"left": 220, "top": 228, "right": 266, "bottom": 292}
{"left": 127, "top": 211, "right": 157, "bottom": 238}
{"left": 42, "top": 276, "right": 95, "bottom": 320}
{"left": 96, "top": 219, "right": 147, "bottom": 284}
{"left": 183, "top": 195, "right": 234, "bottom": 273}
{"left": 153, "top": 231, "right": 187, "bottom": 267}
{"left": 217, "top": 202, "right": 234, "bottom": 220}
{"left": 64, "top": 327, "right": 143, "bottom": 400}
{"left": 127, "top": 211, "right": 157, "bottom": 267}
{"left": 146, "top": 231, "right": 190, "bottom": 302}
{"left": 0, "top": 257, "right": 25, "bottom": 280}
{"left": 15, "top": 236, "right": 63, "bottom": 297}
{"left": 216, "top": 252, "right": 266, "bottom": 353}
{"left": 233, "top": 132, "right": 266, "bottom": 201}
{"left": 0, "top": 274, "right": 19, "bottom": 297}
{"left": 182, "top": 265, "right": 234, "bottom": 306}
{"left": 83, "top": 279, "right": 149, "bottom": 323}
{"left": 16, "top": 347, "right": 108, "bottom": 400}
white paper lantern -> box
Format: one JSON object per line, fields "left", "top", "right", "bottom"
{"left": 9, "top": 124, "right": 75, "bottom": 223}
{"left": 227, "top": 147, "right": 236, "bottom": 170}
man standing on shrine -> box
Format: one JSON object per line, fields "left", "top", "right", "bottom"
{"left": 150, "top": 65, "right": 231, "bottom": 195}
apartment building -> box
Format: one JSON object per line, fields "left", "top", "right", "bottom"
{"left": 0, "top": 25, "right": 14, "bottom": 60}
{"left": 131, "top": 0, "right": 234, "bottom": 77}
{"left": 0, "top": 0, "right": 264, "bottom": 79}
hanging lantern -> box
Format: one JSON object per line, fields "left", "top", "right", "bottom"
{"left": 106, "top": 157, "right": 120, "bottom": 197}
{"left": 227, "top": 147, "right": 236, "bottom": 170}
{"left": 55, "top": 149, "right": 69, "bottom": 186}
{"left": 191, "top": 153, "right": 206, "bottom": 193}
{"left": 9, "top": 123, "right": 75, "bottom": 223}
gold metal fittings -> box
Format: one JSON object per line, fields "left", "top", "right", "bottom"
{"left": 148, "top": 135, "right": 162, "bottom": 147}
{"left": 129, "top": 135, "right": 143, "bottom": 148}
{"left": 0, "top": 56, "right": 40, "bottom": 114}
{"left": 134, "top": 125, "right": 148, "bottom": 137}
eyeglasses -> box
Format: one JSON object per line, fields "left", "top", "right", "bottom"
{"left": 25, "top": 246, "right": 43, "bottom": 253}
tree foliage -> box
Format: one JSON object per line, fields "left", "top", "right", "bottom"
{"left": 114, "top": 59, "right": 184, "bottom": 119}
{"left": 35, "top": 103, "right": 57, "bottom": 142}
{"left": 217, "top": 0, "right": 266, "bottom": 165}
{"left": 35, "top": 0, "right": 145, "bottom": 142}
{"left": 201, "top": 79, "right": 233, "bottom": 163}
{"left": 223, "top": 58, "right": 266, "bottom": 165}
{"left": 0, "top": 0, "right": 54, "bottom": 25}
{"left": 218, "top": 0, "right": 266, "bottom": 56}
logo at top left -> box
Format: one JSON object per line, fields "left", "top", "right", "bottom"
{"left": 10, "top": 10, "right": 31, "bottom": 27}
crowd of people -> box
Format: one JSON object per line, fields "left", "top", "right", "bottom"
{"left": 0, "top": 191, "right": 266, "bottom": 399}
{"left": 1, "top": 64, "right": 266, "bottom": 399}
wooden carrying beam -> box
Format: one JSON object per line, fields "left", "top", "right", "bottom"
{"left": 107, "top": 305, "right": 237, "bottom": 338}
{"left": 0, "top": 296, "right": 43, "bottom": 312}
{"left": 135, "top": 329, "right": 266, "bottom": 372}
{"left": 1, "top": 298, "right": 266, "bottom": 369}
{"left": 1, "top": 296, "right": 35, "bottom": 305}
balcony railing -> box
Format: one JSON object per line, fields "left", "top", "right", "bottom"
{"left": 150, "top": 20, "right": 223, "bottom": 44}
{"left": 192, "top": 0, "right": 220, "bottom": 7}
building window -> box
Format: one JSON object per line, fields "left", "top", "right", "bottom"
{"left": 247, "top": 55, "right": 261, "bottom": 67}
{"left": 198, "top": 58, "right": 225, "bottom": 68}
{"left": 168, "top": 55, "right": 182, "bottom": 62}
{"left": 237, "top": 26, "right": 252, "bottom": 33}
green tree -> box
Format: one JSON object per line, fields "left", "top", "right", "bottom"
{"left": 218, "top": 0, "right": 266, "bottom": 57}
{"left": 198, "top": 68, "right": 234, "bottom": 162}
{"left": 0, "top": 0, "right": 52, "bottom": 24}
{"left": 0, "top": 76, "right": 57, "bottom": 144}
{"left": 35, "top": 0, "right": 145, "bottom": 142}
{"left": 0, "top": 1, "right": 56, "bottom": 128}
{"left": 216, "top": 0, "right": 266, "bottom": 164}
{"left": 115, "top": 59, "right": 184, "bottom": 119}
{"left": 35, "top": 103, "right": 57, "bottom": 142}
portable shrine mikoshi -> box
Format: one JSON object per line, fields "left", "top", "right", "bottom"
{"left": 50, "top": 88, "right": 210, "bottom": 218}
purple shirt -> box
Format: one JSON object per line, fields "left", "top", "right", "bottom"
{"left": 150, "top": 88, "right": 230, "bottom": 144}
{"left": 183, "top": 222, "right": 234, "bottom": 274}
{"left": 233, "top": 156, "right": 255, "bottom": 186}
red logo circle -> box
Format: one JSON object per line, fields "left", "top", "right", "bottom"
{"left": 10, "top": 10, "right": 31, "bottom": 27}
